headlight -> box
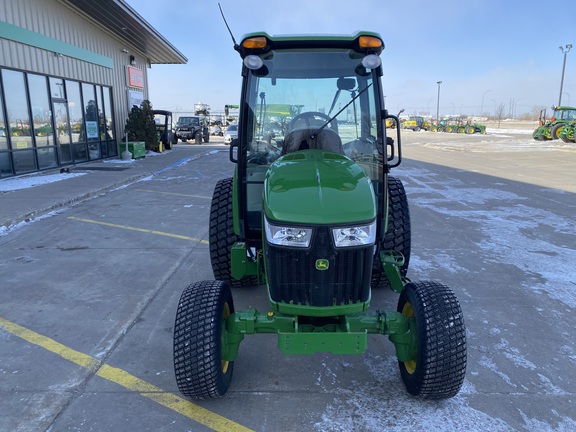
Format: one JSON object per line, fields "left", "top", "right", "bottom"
{"left": 332, "top": 222, "right": 376, "bottom": 248}
{"left": 264, "top": 219, "right": 313, "bottom": 248}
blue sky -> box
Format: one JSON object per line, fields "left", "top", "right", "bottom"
{"left": 126, "top": 0, "right": 575, "bottom": 118}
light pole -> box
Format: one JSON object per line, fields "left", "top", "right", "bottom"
{"left": 481, "top": 90, "right": 491, "bottom": 115}
{"left": 436, "top": 81, "right": 442, "bottom": 124}
{"left": 558, "top": 44, "right": 572, "bottom": 106}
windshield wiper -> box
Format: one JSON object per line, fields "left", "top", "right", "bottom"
{"left": 310, "top": 83, "right": 372, "bottom": 140}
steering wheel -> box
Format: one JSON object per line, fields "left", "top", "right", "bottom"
{"left": 289, "top": 111, "right": 338, "bottom": 133}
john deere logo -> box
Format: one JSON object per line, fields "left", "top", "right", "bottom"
{"left": 315, "top": 259, "right": 329, "bottom": 271}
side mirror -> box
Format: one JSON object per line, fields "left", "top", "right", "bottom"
{"left": 229, "top": 138, "right": 239, "bottom": 163}
{"left": 337, "top": 77, "right": 356, "bottom": 90}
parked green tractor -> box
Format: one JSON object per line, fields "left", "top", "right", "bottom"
{"left": 173, "top": 32, "right": 467, "bottom": 400}
{"left": 532, "top": 106, "right": 576, "bottom": 140}
{"left": 431, "top": 119, "right": 447, "bottom": 132}
{"left": 463, "top": 121, "right": 487, "bottom": 134}
{"left": 432, "top": 119, "right": 486, "bottom": 134}
{"left": 444, "top": 119, "right": 462, "bottom": 133}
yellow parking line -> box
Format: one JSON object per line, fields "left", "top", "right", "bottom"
{"left": 0, "top": 317, "right": 253, "bottom": 432}
{"left": 136, "top": 188, "right": 211, "bottom": 199}
{"left": 68, "top": 217, "right": 209, "bottom": 244}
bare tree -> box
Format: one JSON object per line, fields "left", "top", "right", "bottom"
{"left": 531, "top": 105, "right": 547, "bottom": 121}
{"left": 494, "top": 102, "right": 506, "bottom": 127}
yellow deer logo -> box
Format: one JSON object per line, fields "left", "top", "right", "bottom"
{"left": 315, "top": 259, "right": 329, "bottom": 271}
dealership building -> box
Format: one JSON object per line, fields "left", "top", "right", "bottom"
{"left": 0, "top": 0, "right": 187, "bottom": 178}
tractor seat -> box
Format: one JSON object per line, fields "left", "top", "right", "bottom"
{"left": 282, "top": 128, "right": 343, "bottom": 155}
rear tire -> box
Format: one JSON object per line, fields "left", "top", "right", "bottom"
{"left": 164, "top": 137, "right": 172, "bottom": 150}
{"left": 209, "top": 178, "right": 258, "bottom": 287}
{"left": 397, "top": 281, "right": 467, "bottom": 399}
{"left": 174, "top": 280, "right": 234, "bottom": 399}
{"left": 550, "top": 123, "right": 563, "bottom": 140}
{"left": 372, "top": 176, "right": 411, "bottom": 288}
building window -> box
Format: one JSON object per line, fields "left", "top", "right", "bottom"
{"left": 0, "top": 67, "right": 116, "bottom": 177}
{"left": 102, "top": 86, "right": 117, "bottom": 157}
{"left": 28, "top": 74, "right": 58, "bottom": 170}
{"left": 0, "top": 77, "right": 11, "bottom": 176}
{"left": 50, "top": 77, "right": 73, "bottom": 165}
{"left": 4, "top": 70, "right": 36, "bottom": 174}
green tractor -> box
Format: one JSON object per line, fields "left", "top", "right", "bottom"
{"left": 444, "top": 119, "right": 461, "bottom": 133}
{"left": 532, "top": 106, "right": 576, "bottom": 140}
{"left": 431, "top": 119, "right": 447, "bottom": 132}
{"left": 173, "top": 32, "right": 467, "bottom": 400}
{"left": 463, "top": 121, "right": 487, "bottom": 135}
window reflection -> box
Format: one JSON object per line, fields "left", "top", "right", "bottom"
{"left": 50, "top": 77, "right": 66, "bottom": 99}
{"left": 102, "top": 86, "right": 117, "bottom": 157}
{"left": 66, "top": 80, "right": 83, "bottom": 143}
{"left": 28, "top": 74, "right": 58, "bottom": 169}
{"left": 0, "top": 79, "right": 10, "bottom": 175}
{"left": 0, "top": 80, "right": 7, "bottom": 152}
{"left": 28, "top": 74, "right": 54, "bottom": 147}
{"left": 4, "top": 70, "right": 33, "bottom": 150}
{"left": 82, "top": 83, "right": 100, "bottom": 159}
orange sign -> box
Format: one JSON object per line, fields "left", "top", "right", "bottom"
{"left": 127, "top": 66, "right": 144, "bottom": 88}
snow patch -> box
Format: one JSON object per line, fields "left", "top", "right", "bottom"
{"left": 0, "top": 172, "right": 87, "bottom": 192}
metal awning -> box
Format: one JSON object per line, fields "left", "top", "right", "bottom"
{"left": 61, "top": 0, "right": 187, "bottom": 64}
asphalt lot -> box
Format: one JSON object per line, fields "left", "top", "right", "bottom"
{"left": 1, "top": 131, "right": 575, "bottom": 431}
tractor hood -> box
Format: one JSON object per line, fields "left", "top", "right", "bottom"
{"left": 264, "top": 150, "right": 376, "bottom": 225}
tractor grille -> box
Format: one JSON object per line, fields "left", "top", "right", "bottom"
{"left": 266, "top": 227, "right": 372, "bottom": 307}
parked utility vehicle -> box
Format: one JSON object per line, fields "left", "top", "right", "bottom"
{"left": 174, "top": 116, "right": 209, "bottom": 144}
{"left": 173, "top": 32, "right": 467, "bottom": 400}
{"left": 153, "top": 110, "right": 177, "bottom": 150}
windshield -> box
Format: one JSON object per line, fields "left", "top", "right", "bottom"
{"left": 244, "top": 49, "right": 381, "bottom": 174}
{"left": 554, "top": 109, "right": 576, "bottom": 121}
{"left": 177, "top": 117, "right": 199, "bottom": 126}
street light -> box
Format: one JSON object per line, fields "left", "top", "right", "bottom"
{"left": 481, "top": 90, "right": 492, "bottom": 115}
{"left": 558, "top": 44, "right": 572, "bottom": 106}
{"left": 436, "top": 81, "right": 442, "bottom": 125}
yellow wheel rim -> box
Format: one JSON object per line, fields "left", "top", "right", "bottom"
{"left": 221, "top": 302, "right": 231, "bottom": 374}
{"left": 402, "top": 301, "right": 417, "bottom": 375}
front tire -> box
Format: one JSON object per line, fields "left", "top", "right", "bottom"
{"left": 397, "top": 281, "right": 467, "bottom": 399}
{"left": 173, "top": 280, "right": 235, "bottom": 399}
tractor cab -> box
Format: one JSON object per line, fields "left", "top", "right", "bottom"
{"left": 231, "top": 33, "right": 397, "bottom": 247}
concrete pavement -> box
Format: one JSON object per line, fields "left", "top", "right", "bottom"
{"left": 0, "top": 141, "right": 225, "bottom": 231}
